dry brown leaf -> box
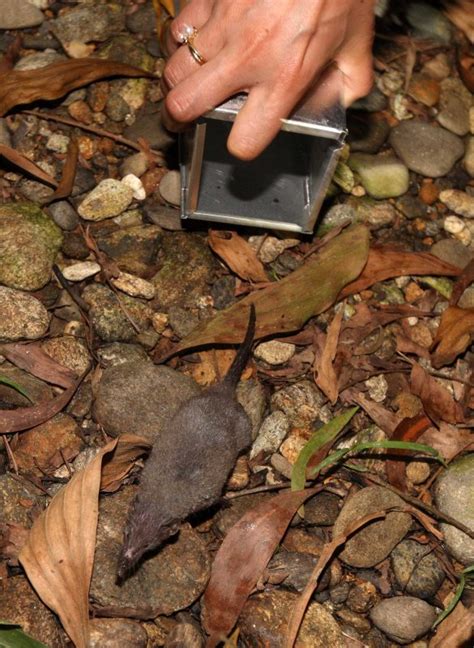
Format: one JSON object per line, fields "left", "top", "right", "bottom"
{"left": 41, "top": 138, "right": 79, "bottom": 205}
{"left": 208, "top": 230, "right": 269, "bottom": 283}
{"left": 410, "top": 363, "right": 464, "bottom": 425}
{"left": 431, "top": 306, "right": 474, "bottom": 369}
{"left": 340, "top": 247, "right": 461, "bottom": 298}
{"left": 419, "top": 422, "right": 474, "bottom": 462}
{"left": 457, "top": 51, "right": 474, "bottom": 93}
{"left": 429, "top": 601, "right": 474, "bottom": 648}
{"left": 19, "top": 436, "right": 149, "bottom": 647}
{"left": 0, "top": 143, "right": 57, "bottom": 186}
{"left": 385, "top": 414, "right": 432, "bottom": 491}
{"left": 342, "top": 387, "right": 401, "bottom": 435}
{"left": 0, "top": 58, "right": 154, "bottom": 117}
{"left": 445, "top": 0, "right": 474, "bottom": 43}
{"left": 313, "top": 309, "right": 343, "bottom": 404}
{"left": 101, "top": 434, "right": 152, "bottom": 493}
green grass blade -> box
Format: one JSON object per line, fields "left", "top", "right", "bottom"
{"left": 291, "top": 407, "right": 358, "bottom": 493}
{"left": 0, "top": 375, "right": 32, "bottom": 402}
{"left": 433, "top": 564, "right": 474, "bottom": 628}
{"left": 308, "top": 440, "right": 446, "bottom": 478}
{"left": 0, "top": 622, "right": 48, "bottom": 648}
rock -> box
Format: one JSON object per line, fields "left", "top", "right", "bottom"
{"left": 346, "top": 581, "right": 378, "bottom": 614}
{"left": 111, "top": 271, "right": 155, "bottom": 299}
{"left": 15, "top": 413, "right": 82, "bottom": 477}
{"left": 97, "top": 342, "right": 149, "bottom": 368}
{"left": 304, "top": 492, "right": 341, "bottom": 526}
{"left": 93, "top": 359, "right": 200, "bottom": 440}
{"left": 437, "top": 78, "right": 472, "bottom": 137}
{"left": 97, "top": 224, "right": 162, "bottom": 278}
{"left": 236, "top": 378, "right": 267, "bottom": 440}
{"left": 348, "top": 153, "right": 409, "bottom": 198}
{"left": 459, "top": 285, "right": 474, "bottom": 309}
{"left": 0, "top": 202, "right": 62, "bottom": 291}
{"left": 120, "top": 152, "right": 149, "bottom": 178}
{"left": 365, "top": 375, "right": 388, "bottom": 402}
{"left": 50, "top": 3, "right": 125, "bottom": 46}
{"left": 48, "top": 200, "right": 79, "bottom": 231}
{"left": 124, "top": 108, "right": 175, "bottom": 150}
{"left": 389, "top": 121, "right": 464, "bottom": 178}
{"left": 15, "top": 49, "right": 64, "bottom": 71}
{"left": 90, "top": 487, "right": 211, "bottom": 616}
{"left": 62, "top": 261, "right": 101, "bottom": 282}
{"left": 82, "top": 284, "right": 153, "bottom": 342}
{"left": 267, "top": 551, "right": 328, "bottom": 593}
{"left": 248, "top": 235, "right": 300, "bottom": 263}
{"left": 238, "top": 590, "right": 345, "bottom": 648}
{"left": 164, "top": 622, "right": 203, "bottom": 648}
{"left": 271, "top": 380, "right": 326, "bottom": 428}
{"left": 406, "top": 2, "right": 453, "bottom": 43}
{"left": 333, "top": 486, "right": 412, "bottom": 568}
{"left": 0, "top": 287, "right": 49, "bottom": 341}
{"left": 406, "top": 460, "right": 431, "bottom": 484}
{"left": 151, "top": 232, "right": 216, "bottom": 308}
{"left": 122, "top": 174, "right": 146, "bottom": 201}
{"left": 143, "top": 202, "right": 183, "bottom": 231}
{"left": 159, "top": 170, "right": 181, "bottom": 206}
{"left": 167, "top": 305, "right": 200, "bottom": 338}
{"left": 41, "top": 336, "right": 91, "bottom": 376}
{"left": 435, "top": 454, "right": 474, "bottom": 565}
{"left": 347, "top": 113, "right": 390, "bottom": 153}
{"left": 391, "top": 539, "right": 445, "bottom": 599}
{"left": 78, "top": 179, "right": 134, "bottom": 221}
{"left": 46, "top": 132, "right": 70, "bottom": 154}
{"left": 407, "top": 73, "right": 441, "bottom": 107}
{"left": 432, "top": 239, "right": 472, "bottom": 271}
{"left": 0, "top": 0, "right": 44, "bottom": 29}
{"left": 114, "top": 210, "right": 143, "bottom": 229}
{"left": 318, "top": 203, "right": 357, "bottom": 232}
{"left": 90, "top": 618, "right": 147, "bottom": 648}
{"left": 444, "top": 215, "right": 469, "bottom": 243}
{"left": 250, "top": 410, "right": 290, "bottom": 458}
{"left": 254, "top": 340, "right": 296, "bottom": 365}
{"left": 0, "top": 474, "right": 44, "bottom": 526}
{"left": 0, "top": 117, "right": 11, "bottom": 146}
{"left": 421, "top": 52, "right": 451, "bottom": 80}
{"left": 126, "top": 3, "right": 157, "bottom": 35}
{"left": 0, "top": 578, "right": 63, "bottom": 647}
{"left": 370, "top": 596, "right": 436, "bottom": 644}
{"left": 350, "top": 197, "right": 397, "bottom": 229}
{"left": 62, "top": 232, "right": 89, "bottom": 260}
{"left": 213, "top": 493, "right": 271, "bottom": 537}
{"left": 396, "top": 195, "right": 428, "bottom": 221}
{"left": 439, "top": 189, "right": 474, "bottom": 219}
{"left": 464, "top": 137, "right": 474, "bottom": 178}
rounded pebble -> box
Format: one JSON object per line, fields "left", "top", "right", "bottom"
{"left": 159, "top": 170, "right": 181, "bottom": 206}
{"left": 391, "top": 539, "right": 445, "bottom": 599}
{"left": 121, "top": 174, "right": 146, "bottom": 201}
{"left": 111, "top": 271, "right": 155, "bottom": 299}
{"left": 62, "top": 261, "right": 101, "bottom": 282}
{"left": 370, "top": 596, "right": 436, "bottom": 644}
{"left": 78, "top": 179, "right": 134, "bottom": 221}
{"left": 254, "top": 340, "right": 296, "bottom": 365}
{"left": 439, "top": 189, "right": 474, "bottom": 219}
{"left": 250, "top": 410, "right": 290, "bottom": 458}
{"left": 0, "top": 287, "right": 50, "bottom": 341}
{"left": 406, "top": 461, "right": 431, "bottom": 484}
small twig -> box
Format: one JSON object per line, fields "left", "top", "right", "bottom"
{"left": 397, "top": 351, "right": 474, "bottom": 388}
{"left": 2, "top": 436, "right": 18, "bottom": 475}
{"left": 59, "top": 448, "right": 73, "bottom": 477}
{"left": 21, "top": 109, "right": 165, "bottom": 162}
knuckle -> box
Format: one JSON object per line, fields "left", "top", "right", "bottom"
{"left": 163, "top": 64, "right": 179, "bottom": 89}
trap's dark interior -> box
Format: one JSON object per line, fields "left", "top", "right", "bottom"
{"left": 193, "top": 119, "right": 337, "bottom": 230}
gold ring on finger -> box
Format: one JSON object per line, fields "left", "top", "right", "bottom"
{"left": 183, "top": 27, "right": 207, "bottom": 66}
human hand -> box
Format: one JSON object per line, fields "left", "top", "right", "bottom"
{"left": 162, "top": 0, "right": 375, "bottom": 160}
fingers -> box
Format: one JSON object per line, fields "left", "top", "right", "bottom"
{"left": 164, "top": 0, "right": 214, "bottom": 56}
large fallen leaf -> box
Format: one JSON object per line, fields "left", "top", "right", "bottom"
{"left": 313, "top": 309, "right": 343, "bottom": 403}
{"left": 431, "top": 306, "right": 474, "bottom": 368}
{"left": 430, "top": 600, "right": 474, "bottom": 648}
{"left": 100, "top": 434, "right": 152, "bottom": 493}
{"left": 0, "top": 59, "right": 154, "bottom": 116}
{"left": 202, "top": 487, "right": 323, "bottom": 646}
{"left": 410, "top": 363, "right": 464, "bottom": 425}
{"left": 0, "top": 343, "right": 80, "bottom": 433}
{"left": 419, "top": 422, "right": 474, "bottom": 463}
{"left": 208, "top": 230, "right": 268, "bottom": 283}
{"left": 340, "top": 247, "right": 461, "bottom": 298}
{"left": 18, "top": 435, "right": 148, "bottom": 648}
{"left": 157, "top": 224, "right": 369, "bottom": 359}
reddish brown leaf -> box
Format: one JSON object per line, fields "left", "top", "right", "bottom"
{"left": 395, "top": 332, "right": 431, "bottom": 360}
{"left": 431, "top": 306, "right": 474, "bottom": 369}
{"left": 340, "top": 247, "right": 461, "bottom": 298}
{"left": 202, "top": 487, "right": 323, "bottom": 645}
{"left": 385, "top": 414, "right": 432, "bottom": 491}
{"left": 457, "top": 51, "right": 474, "bottom": 92}
{"left": 342, "top": 387, "right": 401, "bottom": 435}
{"left": 100, "top": 434, "right": 152, "bottom": 493}
{"left": 0, "top": 34, "right": 22, "bottom": 75}
{"left": 0, "top": 143, "right": 57, "bottom": 186}
{"left": 429, "top": 601, "right": 474, "bottom": 648}
{"left": 410, "top": 363, "right": 464, "bottom": 425}
{"left": 450, "top": 258, "right": 474, "bottom": 306}
{"left": 0, "top": 58, "right": 155, "bottom": 116}
{"left": 208, "top": 230, "right": 269, "bottom": 283}
{"left": 313, "top": 309, "right": 343, "bottom": 404}
{"left": 41, "top": 138, "right": 79, "bottom": 205}
{"left": 419, "top": 422, "right": 474, "bottom": 462}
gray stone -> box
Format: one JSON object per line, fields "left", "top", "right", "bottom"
{"left": 126, "top": 3, "right": 157, "bottom": 35}
{"left": 50, "top": 3, "right": 125, "bottom": 46}
{"left": 125, "top": 110, "right": 175, "bottom": 150}
{"left": 168, "top": 305, "right": 200, "bottom": 338}
{"left": 90, "top": 618, "right": 147, "bottom": 648}
{"left": 82, "top": 284, "right": 153, "bottom": 343}
{"left": 439, "top": 189, "right": 474, "bottom": 219}
{"left": 458, "top": 285, "right": 474, "bottom": 309}
{"left": 239, "top": 590, "right": 345, "bottom": 648}
{"left": 352, "top": 197, "right": 397, "bottom": 229}
{"left": 93, "top": 359, "right": 200, "bottom": 441}
{"left": 0, "top": 578, "right": 63, "bottom": 647}
{"left": 159, "top": 170, "right": 181, "bottom": 206}
{"left": 91, "top": 486, "right": 210, "bottom": 616}
{"left": 333, "top": 486, "right": 412, "bottom": 568}
{"left": 250, "top": 410, "right": 290, "bottom": 458}
{"left": 97, "top": 342, "right": 150, "bottom": 369}
{"left": 435, "top": 454, "right": 474, "bottom": 565}
{"left": 267, "top": 551, "right": 329, "bottom": 593}
{"left": 396, "top": 195, "right": 428, "bottom": 220}
{"left": 48, "top": 200, "right": 79, "bottom": 231}
{"left": 143, "top": 202, "right": 183, "bottom": 230}
{"left": 406, "top": 2, "right": 453, "bottom": 43}
{"left": 0, "top": 474, "right": 44, "bottom": 526}
{"left": 437, "top": 78, "right": 472, "bottom": 137}
{"left": 391, "top": 539, "right": 445, "bottom": 599}
{"left": 0, "top": 117, "right": 11, "bottom": 146}
{"left": 305, "top": 492, "right": 341, "bottom": 526}
{"left": 78, "top": 179, "right": 134, "bottom": 221}
{"left": 0, "top": 202, "right": 62, "bottom": 291}
{"left": 97, "top": 224, "right": 162, "bottom": 278}
{"left": 0, "top": 0, "right": 44, "bottom": 29}
{"left": 318, "top": 204, "right": 357, "bottom": 233}
{"left": 0, "top": 287, "right": 50, "bottom": 341}
{"left": 236, "top": 378, "right": 267, "bottom": 440}
{"left": 430, "top": 239, "right": 473, "bottom": 269}
{"left": 254, "top": 340, "right": 296, "bottom": 365}
{"left": 390, "top": 121, "right": 464, "bottom": 178}
{"left": 14, "top": 49, "right": 64, "bottom": 71}
{"left": 370, "top": 596, "right": 436, "bottom": 644}
{"left": 120, "top": 152, "right": 149, "bottom": 178}
{"left": 351, "top": 87, "right": 387, "bottom": 113}
{"left": 271, "top": 380, "right": 325, "bottom": 428}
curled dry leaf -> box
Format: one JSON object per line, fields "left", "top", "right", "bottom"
{"left": 0, "top": 143, "right": 57, "bottom": 187}
{"left": 202, "top": 487, "right": 323, "bottom": 646}
{"left": 156, "top": 224, "right": 369, "bottom": 360}
{"left": 40, "top": 138, "right": 79, "bottom": 205}
{"left": 410, "top": 363, "right": 464, "bottom": 425}
{"left": 313, "top": 309, "right": 343, "bottom": 404}
{"left": 208, "top": 230, "right": 269, "bottom": 283}
{"left": 100, "top": 434, "right": 152, "bottom": 493}
{"left": 19, "top": 435, "right": 149, "bottom": 648}
{"left": 431, "top": 306, "right": 474, "bottom": 369}
{"left": 0, "top": 58, "right": 155, "bottom": 116}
